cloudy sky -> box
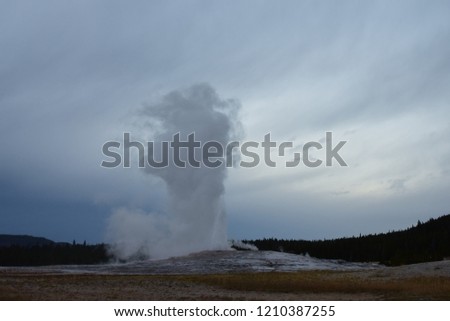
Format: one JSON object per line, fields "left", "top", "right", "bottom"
{"left": 1, "top": 0, "right": 449, "bottom": 243}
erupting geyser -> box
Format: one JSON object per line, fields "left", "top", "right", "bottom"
{"left": 106, "top": 84, "right": 241, "bottom": 260}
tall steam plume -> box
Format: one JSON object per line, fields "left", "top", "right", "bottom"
{"left": 106, "top": 84, "right": 241, "bottom": 260}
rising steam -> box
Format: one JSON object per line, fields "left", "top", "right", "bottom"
{"left": 106, "top": 84, "right": 241, "bottom": 260}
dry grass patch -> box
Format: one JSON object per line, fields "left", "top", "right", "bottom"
{"left": 1, "top": 271, "right": 450, "bottom": 300}
{"left": 177, "top": 271, "right": 450, "bottom": 300}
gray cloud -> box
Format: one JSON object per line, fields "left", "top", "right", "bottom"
{"left": 1, "top": 1, "right": 449, "bottom": 243}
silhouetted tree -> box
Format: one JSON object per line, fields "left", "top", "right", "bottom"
{"left": 244, "top": 214, "right": 450, "bottom": 266}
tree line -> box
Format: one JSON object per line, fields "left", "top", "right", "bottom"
{"left": 0, "top": 243, "right": 110, "bottom": 266}
{"left": 244, "top": 214, "right": 450, "bottom": 266}
{"left": 1, "top": 214, "right": 449, "bottom": 266}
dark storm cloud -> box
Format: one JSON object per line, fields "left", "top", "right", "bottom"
{"left": 1, "top": 0, "right": 449, "bottom": 242}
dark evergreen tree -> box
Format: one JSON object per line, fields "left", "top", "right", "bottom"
{"left": 244, "top": 214, "right": 450, "bottom": 266}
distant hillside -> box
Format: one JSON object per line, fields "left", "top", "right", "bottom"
{"left": 0, "top": 235, "right": 110, "bottom": 266}
{"left": 246, "top": 214, "right": 450, "bottom": 266}
{"left": 0, "top": 234, "right": 55, "bottom": 247}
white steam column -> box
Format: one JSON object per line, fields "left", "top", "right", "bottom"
{"left": 107, "top": 84, "right": 240, "bottom": 260}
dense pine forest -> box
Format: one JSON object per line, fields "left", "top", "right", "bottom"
{"left": 0, "top": 240, "right": 110, "bottom": 266}
{"left": 244, "top": 214, "right": 450, "bottom": 266}
{"left": 1, "top": 214, "right": 449, "bottom": 266}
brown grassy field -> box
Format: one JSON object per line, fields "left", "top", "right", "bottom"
{"left": 1, "top": 262, "right": 450, "bottom": 300}
{"left": 182, "top": 271, "right": 450, "bottom": 300}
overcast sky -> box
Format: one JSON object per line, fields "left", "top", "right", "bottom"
{"left": 1, "top": 0, "right": 449, "bottom": 243}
